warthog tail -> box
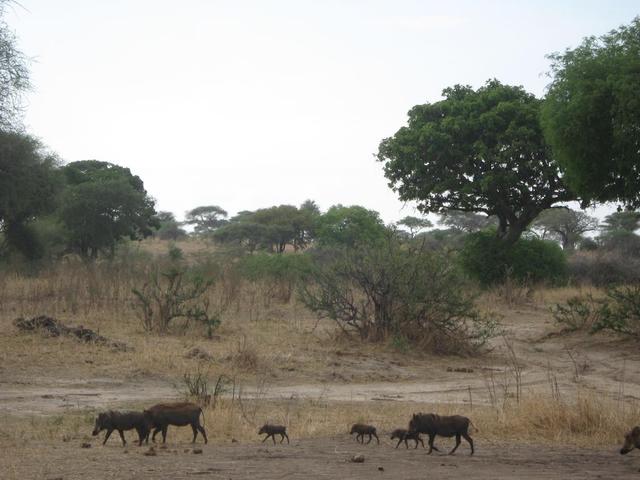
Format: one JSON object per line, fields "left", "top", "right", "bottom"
{"left": 200, "top": 407, "right": 205, "bottom": 428}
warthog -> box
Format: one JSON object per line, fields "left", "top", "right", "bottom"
{"left": 408, "top": 413, "right": 475, "bottom": 455}
{"left": 143, "top": 402, "right": 207, "bottom": 444}
{"left": 390, "top": 428, "right": 424, "bottom": 449}
{"left": 620, "top": 426, "right": 640, "bottom": 455}
{"left": 92, "top": 410, "right": 151, "bottom": 446}
{"left": 350, "top": 424, "right": 380, "bottom": 444}
{"left": 258, "top": 424, "right": 290, "bottom": 444}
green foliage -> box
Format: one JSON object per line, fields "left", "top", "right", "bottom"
{"left": 554, "top": 286, "right": 640, "bottom": 340}
{"left": 541, "top": 17, "right": 640, "bottom": 207}
{"left": 592, "top": 286, "right": 640, "bottom": 339}
{"left": 460, "top": 230, "right": 567, "bottom": 285}
{"left": 551, "top": 295, "right": 601, "bottom": 332}
{"left": 532, "top": 208, "right": 598, "bottom": 250}
{"left": 213, "top": 203, "right": 319, "bottom": 253}
{"left": 599, "top": 230, "right": 640, "bottom": 257}
{"left": 155, "top": 211, "right": 187, "bottom": 241}
{"left": 237, "top": 252, "right": 312, "bottom": 303}
{"left": 132, "top": 265, "right": 215, "bottom": 333}
{"left": 396, "top": 215, "right": 432, "bottom": 238}
{"left": 300, "top": 234, "right": 497, "bottom": 353}
{"left": 237, "top": 252, "right": 312, "bottom": 282}
{"left": 378, "top": 80, "right": 574, "bottom": 246}
{"left": 184, "top": 205, "right": 228, "bottom": 236}
{"left": 59, "top": 160, "right": 158, "bottom": 259}
{"left": 0, "top": 131, "right": 60, "bottom": 259}
{"left": 601, "top": 211, "right": 640, "bottom": 233}
{"left": 439, "top": 211, "right": 497, "bottom": 233}
{"left": 315, "top": 204, "right": 387, "bottom": 247}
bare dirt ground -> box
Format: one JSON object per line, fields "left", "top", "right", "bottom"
{"left": 1, "top": 436, "right": 637, "bottom": 480}
{"left": 3, "top": 282, "right": 640, "bottom": 478}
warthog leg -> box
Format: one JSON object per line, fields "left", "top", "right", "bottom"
{"left": 463, "top": 432, "right": 474, "bottom": 455}
{"left": 449, "top": 434, "right": 462, "bottom": 455}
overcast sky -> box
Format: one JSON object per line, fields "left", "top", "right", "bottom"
{"left": 6, "top": 1, "right": 639, "bottom": 223}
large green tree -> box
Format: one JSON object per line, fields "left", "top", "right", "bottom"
{"left": 315, "top": 205, "right": 387, "bottom": 248}
{"left": 541, "top": 18, "right": 640, "bottom": 207}
{"left": 0, "top": 131, "right": 59, "bottom": 258}
{"left": 59, "top": 160, "right": 157, "bottom": 259}
{"left": 377, "top": 80, "right": 574, "bottom": 246}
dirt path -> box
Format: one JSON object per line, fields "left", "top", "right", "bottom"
{"left": 1, "top": 436, "right": 636, "bottom": 479}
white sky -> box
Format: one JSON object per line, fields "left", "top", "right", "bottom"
{"left": 6, "top": 1, "right": 639, "bottom": 223}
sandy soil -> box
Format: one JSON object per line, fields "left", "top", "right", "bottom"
{"left": 3, "top": 294, "right": 640, "bottom": 478}
{"left": 2, "top": 436, "right": 637, "bottom": 480}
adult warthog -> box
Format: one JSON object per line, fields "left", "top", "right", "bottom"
{"left": 620, "top": 426, "right": 640, "bottom": 455}
{"left": 92, "top": 410, "right": 151, "bottom": 446}
{"left": 408, "top": 413, "right": 475, "bottom": 455}
{"left": 143, "top": 402, "right": 207, "bottom": 444}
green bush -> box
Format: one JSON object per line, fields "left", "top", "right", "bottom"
{"left": 299, "top": 235, "right": 497, "bottom": 354}
{"left": 460, "top": 230, "right": 567, "bottom": 285}
{"left": 237, "top": 252, "right": 313, "bottom": 302}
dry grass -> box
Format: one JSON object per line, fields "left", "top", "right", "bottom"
{"left": 1, "top": 242, "right": 639, "bottom": 454}
{"left": 0, "top": 389, "right": 636, "bottom": 449}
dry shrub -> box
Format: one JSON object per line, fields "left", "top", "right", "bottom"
{"left": 568, "top": 250, "right": 640, "bottom": 286}
{"left": 227, "top": 335, "right": 260, "bottom": 372}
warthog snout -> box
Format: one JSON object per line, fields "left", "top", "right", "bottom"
{"left": 620, "top": 426, "right": 640, "bottom": 456}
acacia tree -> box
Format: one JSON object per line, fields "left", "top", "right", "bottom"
{"left": 532, "top": 207, "right": 598, "bottom": 250}
{"left": 184, "top": 205, "right": 228, "bottom": 236}
{"left": 154, "top": 211, "right": 187, "bottom": 241}
{"left": 601, "top": 211, "right": 640, "bottom": 233}
{"left": 396, "top": 216, "right": 432, "bottom": 238}
{"left": 377, "top": 80, "right": 574, "bottom": 246}
{"left": 438, "top": 211, "right": 497, "bottom": 233}
{"left": 541, "top": 18, "right": 640, "bottom": 207}
{"left": 59, "top": 160, "right": 158, "bottom": 259}
{"left": 213, "top": 204, "right": 318, "bottom": 253}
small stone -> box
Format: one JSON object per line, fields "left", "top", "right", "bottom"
{"left": 193, "top": 448, "right": 203, "bottom": 454}
{"left": 378, "top": 466, "right": 384, "bottom": 471}
{"left": 350, "top": 454, "right": 365, "bottom": 463}
{"left": 231, "top": 438, "right": 238, "bottom": 443}
{"left": 81, "top": 442, "right": 91, "bottom": 449}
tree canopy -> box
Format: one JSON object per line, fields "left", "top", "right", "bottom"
{"left": 396, "top": 215, "right": 432, "bottom": 237}
{"left": 154, "top": 211, "right": 187, "bottom": 241}
{"left": 541, "top": 17, "right": 640, "bottom": 208}
{"left": 0, "top": 131, "right": 59, "bottom": 258}
{"left": 213, "top": 202, "right": 319, "bottom": 253}
{"left": 532, "top": 207, "right": 598, "bottom": 250}
{"left": 601, "top": 211, "right": 640, "bottom": 233}
{"left": 377, "top": 80, "right": 574, "bottom": 246}
{"left": 315, "top": 205, "right": 386, "bottom": 247}
{"left": 438, "top": 211, "right": 497, "bottom": 233}
{"left": 184, "top": 205, "right": 228, "bottom": 235}
{"left": 59, "top": 160, "right": 157, "bottom": 258}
